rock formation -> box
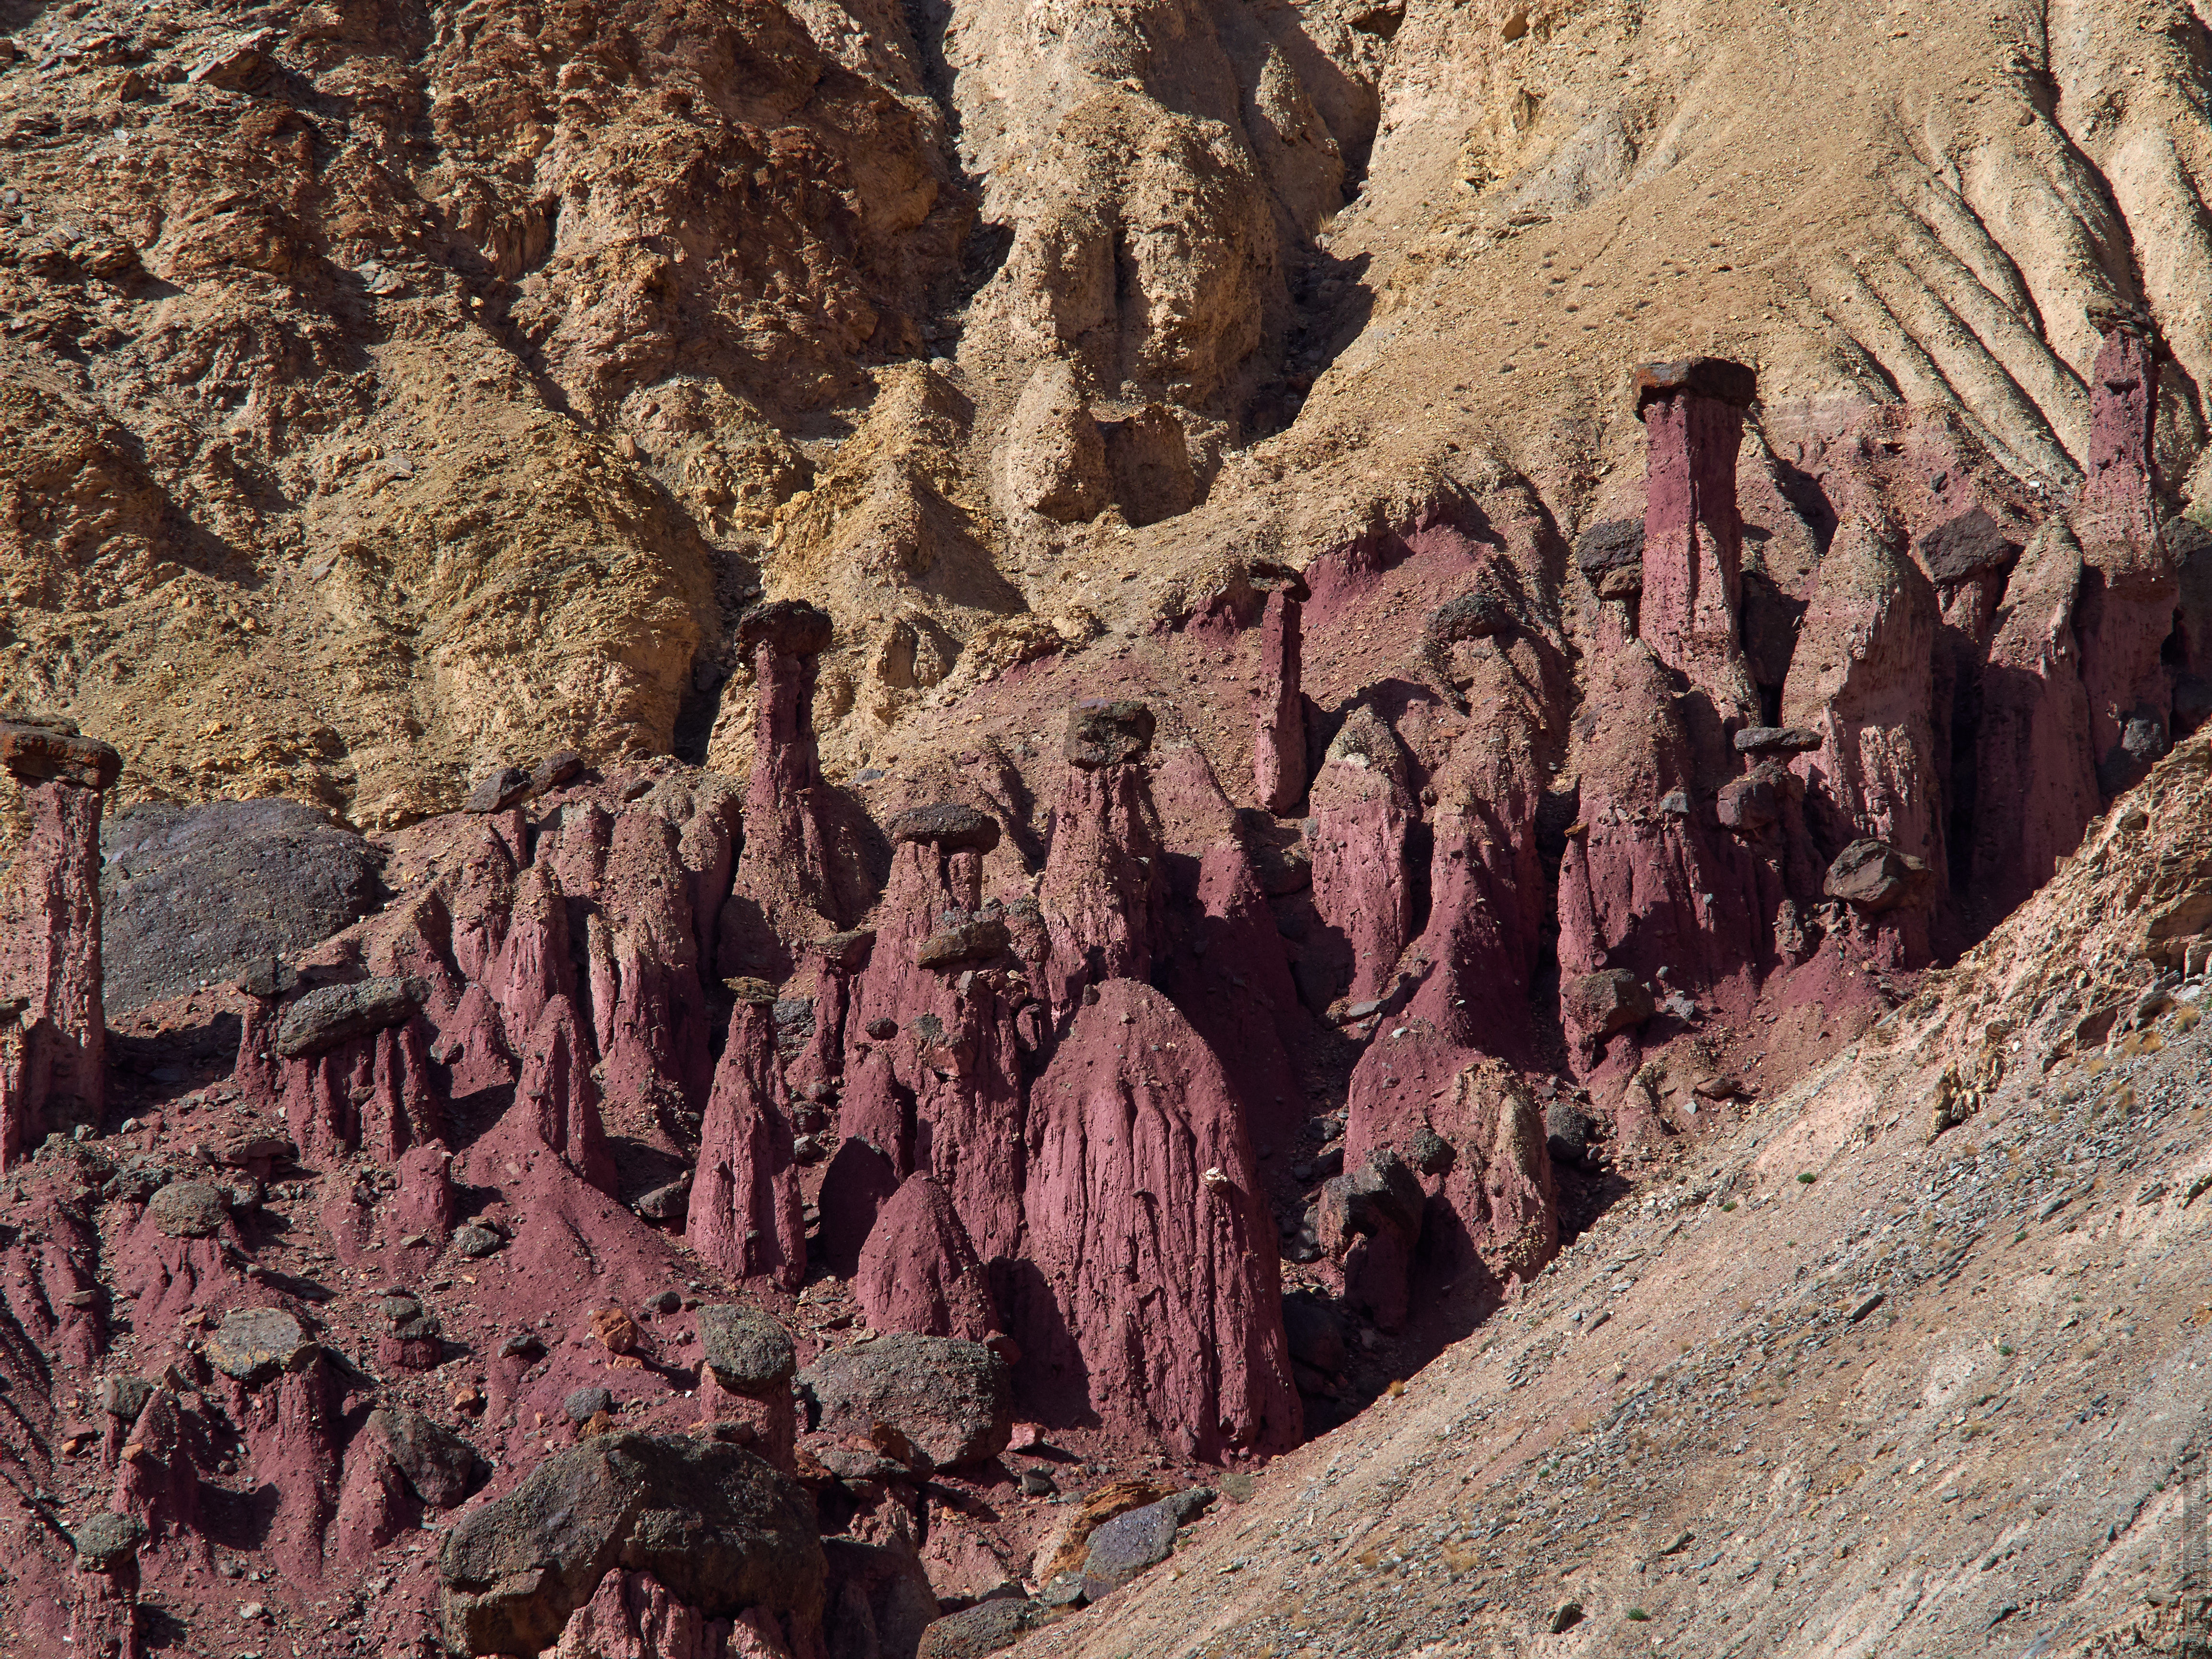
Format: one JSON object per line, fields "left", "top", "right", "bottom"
{"left": 1252, "top": 577, "right": 1310, "bottom": 814}
{"left": 726, "top": 600, "right": 841, "bottom": 975}
{"left": 1634, "top": 359, "right": 1762, "bottom": 734}
{"left": 2070, "top": 323, "right": 2176, "bottom": 797}
{"left": 1039, "top": 702, "right": 1166, "bottom": 1021}
{"left": 853, "top": 1174, "right": 1005, "bottom": 1346}
{"left": 1018, "top": 979, "right": 1300, "bottom": 1460}
{"left": 688, "top": 983, "right": 806, "bottom": 1290}
{"left": 0, "top": 718, "right": 120, "bottom": 1166}
{"left": 1303, "top": 706, "right": 1417, "bottom": 1010}
{"left": 828, "top": 803, "right": 1029, "bottom": 1272}
{"left": 1782, "top": 522, "right": 1947, "bottom": 900}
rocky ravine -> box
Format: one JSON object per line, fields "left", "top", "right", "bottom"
{"left": 5, "top": 1, "right": 2212, "bottom": 1658}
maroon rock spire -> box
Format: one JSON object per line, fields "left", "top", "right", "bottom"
{"left": 1039, "top": 701, "right": 1165, "bottom": 1019}
{"left": 554, "top": 805, "right": 712, "bottom": 1132}
{"left": 0, "top": 717, "right": 120, "bottom": 1166}
{"left": 1634, "top": 357, "right": 1761, "bottom": 728}
{"left": 511, "top": 995, "right": 614, "bottom": 1193}
{"left": 1304, "top": 705, "right": 1416, "bottom": 1010}
{"left": 2071, "top": 319, "right": 2177, "bottom": 796}
{"left": 1017, "top": 979, "right": 1300, "bottom": 1461}
{"left": 826, "top": 803, "right": 1027, "bottom": 1271}
{"left": 1554, "top": 642, "right": 1766, "bottom": 1057}
{"left": 1251, "top": 572, "right": 1310, "bottom": 814}
{"left": 854, "top": 1173, "right": 1005, "bottom": 1345}
{"left": 687, "top": 981, "right": 805, "bottom": 1289}
{"left": 725, "top": 599, "right": 842, "bottom": 974}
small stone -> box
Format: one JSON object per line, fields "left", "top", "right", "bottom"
{"left": 274, "top": 977, "right": 424, "bottom": 1060}
{"left": 915, "top": 915, "right": 1010, "bottom": 969}
{"left": 915, "top": 1598, "right": 1040, "bottom": 1658}
{"left": 97, "top": 1374, "right": 154, "bottom": 1423}
{"left": 643, "top": 1289, "right": 681, "bottom": 1316}
{"left": 464, "top": 767, "right": 531, "bottom": 813}
{"left": 1824, "top": 839, "right": 1937, "bottom": 913}
{"left": 865, "top": 1018, "right": 899, "bottom": 1041}
{"left": 633, "top": 1176, "right": 691, "bottom": 1223}
{"left": 737, "top": 599, "right": 833, "bottom": 659}
{"left": 1020, "top": 1467, "right": 1058, "bottom": 1497}
{"left": 1037, "top": 1571, "right": 1087, "bottom": 1610}
{"left": 1562, "top": 970, "right": 1654, "bottom": 1040}
{"left": 500, "top": 1332, "right": 545, "bottom": 1360}
{"left": 1632, "top": 356, "right": 1756, "bottom": 411}
{"left": 1549, "top": 1600, "right": 1585, "bottom": 1634}
{"left": 1732, "top": 726, "right": 1824, "bottom": 754}
{"left": 148, "top": 1181, "right": 229, "bottom": 1238}
{"left": 1574, "top": 519, "right": 1644, "bottom": 599}
{"left": 453, "top": 1225, "right": 504, "bottom": 1259}
{"left": 564, "top": 1386, "right": 613, "bottom": 1424}
{"left": 529, "top": 750, "right": 583, "bottom": 794}
{"left": 0, "top": 717, "right": 121, "bottom": 789}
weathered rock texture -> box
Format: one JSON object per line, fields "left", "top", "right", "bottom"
{"left": 688, "top": 988, "right": 805, "bottom": 1289}
{"left": 1018, "top": 980, "right": 1300, "bottom": 1460}
{"left": 0, "top": 719, "right": 120, "bottom": 1165}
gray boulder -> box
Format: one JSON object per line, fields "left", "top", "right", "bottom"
{"left": 438, "top": 1433, "right": 823, "bottom": 1656}
{"left": 147, "top": 1180, "right": 228, "bottom": 1238}
{"left": 1063, "top": 699, "right": 1154, "bottom": 769}
{"left": 100, "top": 800, "right": 384, "bottom": 1015}
{"left": 1562, "top": 969, "right": 1655, "bottom": 1040}
{"left": 698, "top": 1304, "right": 796, "bottom": 1398}
{"left": 72, "top": 1511, "right": 147, "bottom": 1572}
{"left": 1081, "top": 1489, "right": 1215, "bottom": 1598}
{"left": 275, "top": 977, "right": 424, "bottom": 1059}
{"left": 799, "top": 1334, "right": 1010, "bottom": 1472}
{"left": 363, "top": 1408, "right": 487, "bottom": 1509}
{"left": 207, "top": 1308, "right": 309, "bottom": 1386}
{"left": 916, "top": 1599, "right": 1040, "bottom": 1658}
{"left": 1824, "top": 839, "right": 1937, "bottom": 913}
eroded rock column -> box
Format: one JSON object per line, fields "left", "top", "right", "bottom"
{"left": 1039, "top": 700, "right": 1164, "bottom": 1020}
{"left": 687, "top": 981, "right": 806, "bottom": 1289}
{"left": 1635, "top": 357, "right": 1761, "bottom": 730}
{"left": 1252, "top": 576, "right": 1309, "bottom": 813}
{"left": 725, "top": 599, "right": 841, "bottom": 975}
{"left": 0, "top": 717, "right": 120, "bottom": 1166}
{"left": 2071, "top": 319, "right": 2177, "bottom": 796}
{"left": 1018, "top": 979, "right": 1300, "bottom": 1461}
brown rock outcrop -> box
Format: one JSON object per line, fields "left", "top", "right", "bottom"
{"left": 1782, "top": 522, "right": 1947, "bottom": 878}
{"left": 0, "top": 717, "right": 120, "bottom": 1166}
{"left": 827, "top": 804, "right": 1030, "bottom": 1273}
{"left": 1303, "top": 706, "right": 1417, "bottom": 1010}
{"left": 1967, "top": 521, "right": 2102, "bottom": 915}
{"left": 688, "top": 985, "right": 806, "bottom": 1290}
{"left": 1017, "top": 979, "right": 1300, "bottom": 1460}
{"left": 1555, "top": 643, "right": 1766, "bottom": 1052}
